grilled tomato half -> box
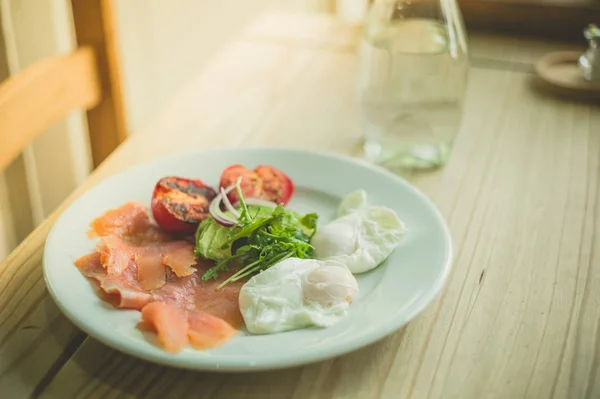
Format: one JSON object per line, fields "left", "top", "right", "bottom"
{"left": 151, "top": 177, "right": 217, "bottom": 234}
{"left": 219, "top": 165, "right": 294, "bottom": 205}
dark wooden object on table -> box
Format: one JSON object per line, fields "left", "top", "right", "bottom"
{"left": 458, "top": 0, "right": 600, "bottom": 42}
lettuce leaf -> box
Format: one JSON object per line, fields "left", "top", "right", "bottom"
{"left": 194, "top": 204, "right": 318, "bottom": 288}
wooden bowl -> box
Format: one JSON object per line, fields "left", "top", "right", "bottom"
{"left": 534, "top": 51, "right": 600, "bottom": 99}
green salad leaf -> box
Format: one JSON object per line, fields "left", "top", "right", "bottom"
{"left": 194, "top": 185, "right": 318, "bottom": 289}
{"left": 194, "top": 218, "right": 231, "bottom": 261}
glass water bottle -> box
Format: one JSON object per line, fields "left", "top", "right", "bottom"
{"left": 358, "top": 0, "right": 469, "bottom": 172}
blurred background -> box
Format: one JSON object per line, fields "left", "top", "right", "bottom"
{"left": 0, "top": 0, "right": 598, "bottom": 259}
{"left": 0, "top": 0, "right": 329, "bottom": 259}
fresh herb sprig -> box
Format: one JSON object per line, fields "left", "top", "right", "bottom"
{"left": 198, "top": 178, "right": 318, "bottom": 289}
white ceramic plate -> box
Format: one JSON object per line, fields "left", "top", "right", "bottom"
{"left": 43, "top": 147, "right": 452, "bottom": 371}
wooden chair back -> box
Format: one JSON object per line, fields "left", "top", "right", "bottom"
{"left": 0, "top": 0, "right": 127, "bottom": 172}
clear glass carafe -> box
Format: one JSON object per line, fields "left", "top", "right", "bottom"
{"left": 358, "top": 0, "right": 469, "bottom": 172}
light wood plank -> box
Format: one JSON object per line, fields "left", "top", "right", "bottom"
{"left": 0, "top": 7, "right": 18, "bottom": 259}
{"left": 0, "top": 176, "right": 15, "bottom": 259}
{"left": 243, "top": 11, "right": 362, "bottom": 52}
{"left": 71, "top": 0, "right": 128, "bottom": 168}
{"left": 1, "top": 11, "right": 598, "bottom": 399}
{"left": 0, "top": 47, "right": 101, "bottom": 173}
{"left": 0, "top": 190, "right": 89, "bottom": 398}
{"left": 1, "top": 0, "right": 96, "bottom": 231}
{"left": 37, "top": 23, "right": 600, "bottom": 399}
{"left": 2, "top": 156, "right": 34, "bottom": 244}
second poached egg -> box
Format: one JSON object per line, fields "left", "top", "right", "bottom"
{"left": 238, "top": 257, "right": 359, "bottom": 334}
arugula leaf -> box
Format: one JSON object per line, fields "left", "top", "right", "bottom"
{"left": 194, "top": 189, "right": 318, "bottom": 288}
{"left": 234, "top": 176, "right": 253, "bottom": 224}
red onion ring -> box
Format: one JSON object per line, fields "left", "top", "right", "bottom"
{"left": 209, "top": 185, "right": 237, "bottom": 226}
{"left": 209, "top": 184, "right": 278, "bottom": 227}
{"left": 220, "top": 187, "right": 240, "bottom": 218}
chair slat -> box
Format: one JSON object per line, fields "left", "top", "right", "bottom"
{"left": 72, "top": 0, "right": 128, "bottom": 167}
{"left": 0, "top": 46, "right": 101, "bottom": 172}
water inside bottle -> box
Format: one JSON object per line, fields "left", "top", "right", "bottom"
{"left": 359, "top": 18, "right": 468, "bottom": 171}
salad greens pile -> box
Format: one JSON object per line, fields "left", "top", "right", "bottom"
{"left": 194, "top": 184, "right": 318, "bottom": 289}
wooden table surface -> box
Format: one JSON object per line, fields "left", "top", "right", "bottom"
{"left": 2, "top": 11, "right": 600, "bottom": 399}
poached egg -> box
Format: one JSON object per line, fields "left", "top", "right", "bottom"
{"left": 238, "top": 257, "right": 359, "bottom": 334}
{"left": 311, "top": 190, "right": 407, "bottom": 274}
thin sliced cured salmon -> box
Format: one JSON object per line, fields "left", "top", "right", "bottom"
{"left": 188, "top": 311, "right": 237, "bottom": 350}
{"left": 76, "top": 249, "right": 245, "bottom": 324}
{"left": 140, "top": 302, "right": 237, "bottom": 352}
{"left": 161, "top": 241, "right": 196, "bottom": 277}
{"left": 94, "top": 236, "right": 195, "bottom": 286}
{"left": 135, "top": 247, "right": 167, "bottom": 290}
{"left": 141, "top": 302, "right": 189, "bottom": 353}
{"left": 84, "top": 202, "right": 199, "bottom": 288}
{"left": 153, "top": 260, "right": 245, "bottom": 328}
{"left": 75, "top": 251, "right": 152, "bottom": 309}
{"left": 88, "top": 201, "right": 168, "bottom": 245}
{"left": 97, "top": 236, "right": 134, "bottom": 275}
{"left": 75, "top": 202, "right": 246, "bottom": 352}
{"left": 102, "top": 282, "right": 154, "bottom": 309}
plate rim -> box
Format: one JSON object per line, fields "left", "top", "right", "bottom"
{"left": 43, "top": 146, "right": 453, "bottom": 372}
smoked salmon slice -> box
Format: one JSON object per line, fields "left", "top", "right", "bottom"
{"left": 188, "top": 311, "right": 237, "bottom": 350}
{"left": 141, "top": 302, "right": 190, "bottom": 353}
{"left": 140, "top": 302, "right": 237, "bottom": 352}
{"left": 76, "top": 202, "right": 246, "bottom": 353}
{"left": 97, "top": 236, "right": 134, "bottom": 275}
{"left": 135, "top": 247, "right": 167, "bottom": 290}
{"left": 85, "top": 202, "right": 198, "bottom": 287}
{"left": 161, "top": 241, "right": 196, "bottom": 277}
{"left": 153, "top": 259, "right": 245, "bottom": 328}
{"left": 88, "top": 201, "right": 168, "bottom": 245}
{"left": 94, "top": 236, "right": 196, "bottom": 286}
{"left": 75, "top": 251, "right": 153, "bottom": 309}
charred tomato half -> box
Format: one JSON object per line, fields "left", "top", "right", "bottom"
{"left": 219, "top": 165, "right": 294, "bottom": 205}
{"left": 151, "top": 177, "right": 217, "bottom": 234}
